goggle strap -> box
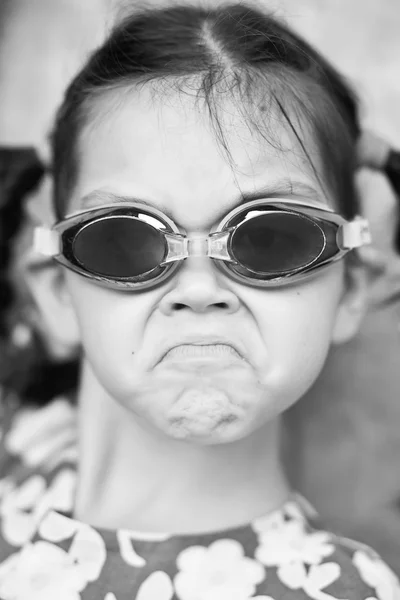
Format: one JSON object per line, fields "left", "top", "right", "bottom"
{"left": 33, "top": 226, "right": 60, "bottom": 257}
{"left": 339, "top": 217, "right": 371, "bottom": 249}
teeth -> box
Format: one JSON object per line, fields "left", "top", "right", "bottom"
{"left": 164, "top": 344, "right": 241, "bottom": 359}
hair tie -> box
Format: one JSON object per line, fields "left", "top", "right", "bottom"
{"left": 357, "top": 131, "right": 400, "bottom": 194}
{"left": 384, "top": 149, "right": 400, "bottom": 200}
{"left": 357, "top": 130, "right": 400, "bottom": 200}
{"left": 357, "top": 131, "right": 391, "bottom": 170}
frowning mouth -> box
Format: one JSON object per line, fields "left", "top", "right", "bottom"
{"left": 162, "top": 343, "right": 243, "bottom": 361}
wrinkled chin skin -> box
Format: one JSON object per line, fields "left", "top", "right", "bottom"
{"left": 110, "top": 366, "right": 302, "bottom": 445}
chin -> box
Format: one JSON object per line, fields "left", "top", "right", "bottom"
{"left": 161, "top": 411, "right": 257, "bottom": 445}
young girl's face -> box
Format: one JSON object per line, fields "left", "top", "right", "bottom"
{"left": 60, "top": 87, "right": 356, "bottom": 444}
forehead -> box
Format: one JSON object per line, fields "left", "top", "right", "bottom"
{"left": 70, "top": 85, "right": 331, "bottom": 229}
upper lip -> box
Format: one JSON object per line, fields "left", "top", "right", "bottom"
{"left": 158, "top": 337, "right": 246, "bottom": 362}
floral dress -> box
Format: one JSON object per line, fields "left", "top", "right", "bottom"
{"left": 0, "top": 396, "right": 398, "bottom": 600}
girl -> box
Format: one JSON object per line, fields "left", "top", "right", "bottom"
{"left": 0, "top": 3, "right": 399, "bottom": 599}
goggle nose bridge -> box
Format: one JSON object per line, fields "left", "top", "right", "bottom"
{"left": 163, "top": 230, "right": 233, "bottom": 264}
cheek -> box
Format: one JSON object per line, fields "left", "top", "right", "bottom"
{"left": 253, "top": 266, "right": 344, "bottom": 394}
{"left": 65, "top": 273, "right": 150, "bottom": 371}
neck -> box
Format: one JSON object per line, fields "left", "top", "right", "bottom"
{"left": 74, "top": 364, "right": 290, "bottom": 535}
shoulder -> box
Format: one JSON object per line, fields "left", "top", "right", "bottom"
{"left": 0, "top": 393, "right": 78, "bottom": 559}
{"left": 326, "top": 534, "right": 400, "bottom": 600}
{"left": 254, "top": 538, "right": 399, "bottom": 600}
{"left": 251, "top": 500, "right": 400, "bottom": 600}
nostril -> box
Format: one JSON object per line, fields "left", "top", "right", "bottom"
{"left": 170, "top": 301, "right": 230, "bottom": 312}
{"left": 172, "top": 302, "right": 230, "bottom": 311}
{"left": 171, "top": 303, "right": 187, "bottom": 311}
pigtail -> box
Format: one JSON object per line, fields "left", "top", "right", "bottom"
{"left": 0, "top": 147, "right": 79, "bottom": 407}
{"left": 357, "top": 132, "right": 400, "bottom": 252}
{"left": 384, "top": 150, "right": 400, "bottom": 251}
{"left": 0, "top": 147, "right": 44, "bottom": 337}
{"left": 0, "top": 148, "right": 44, "bottom": 404}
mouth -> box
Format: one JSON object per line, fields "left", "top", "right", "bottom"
{"left": 162, "top": 343, "right": 243, "bottom": 361}
{"left": 160, "top": 340, "right": 245, "bottom": 362}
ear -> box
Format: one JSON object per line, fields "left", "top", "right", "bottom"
{"left": 331, "top": 257, "right": 369, "bottom": 345}
{"left": 24, "top": 261, "right": 81, "bottom": 360}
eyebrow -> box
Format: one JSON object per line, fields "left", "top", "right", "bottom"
{"left": 80, "top": 180, "right": 327, "bottom": 221}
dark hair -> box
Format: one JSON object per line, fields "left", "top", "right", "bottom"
{"left": 52, "top": 3, "right": 361, "bottom": 221}
{"left": 386, "top": 151, "right": 400, "bottom": 252}
{"left": 0, "top": 149, "right": 80, "bottom": 406}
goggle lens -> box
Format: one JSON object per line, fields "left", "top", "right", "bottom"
{"left": 230, "top": 212, "right": 325, "bottom": 275}
{"left": 73, "top": 216, "right": 167, "bottom": 278}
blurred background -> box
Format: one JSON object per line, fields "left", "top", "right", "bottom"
{"left": 1, "top": 0, "right": 400, "bottom": 571}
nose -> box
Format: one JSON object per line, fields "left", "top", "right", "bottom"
{"left": 158, "top": 256, "right": 241, "bottom": 316}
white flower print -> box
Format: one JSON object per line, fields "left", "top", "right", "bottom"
{"left": 34, "top": 468, "right": 76, "bottom": 516}
{"left": 254, "top": 518, "right": 342, "bottom": 600}
{"left": 286, "top": 498, "right": 318, "bottom": 522}
{"left": 255, "top": 519, "right": 334, "bottom": 567}
{"left": 0, "top": 511, "right": 107, "bottom": 600}
{"left": 251, "top": 497, "right": 313, "bottom": 537}
{"left": 252, "top": 510, "right": 287, "bottom": 533}
{"left": 137, "top": 571, "right": 174, "bottom": 600}
{"left": 0, "top": 477, "right": 14, "bottom": 498}
{"left": 4, "top": 398, "right": 77, "bottom": 470}
{"left": 0, "top": 469, "right": 76, "bottom": 547}
{"left": 117, "top": 529, "right": 170, "bottom": 568}
{"left": 117, "top": 531, "right": 146, "bottom": 567}
{"left": 0, "top": 475, "right": 46, "bottom": 546}
{"left": 0, "top": 542, "right": 87, "bottom": 600}
{"left": 277, "top": 562, "right": 344, "bottom": 600}
{"left": 39, "top": 511, "right": 107, "bottom": 581}
{"left": 174, "top": 538, "right": 265, "bottom": 600}
{"left": 38, "top": 509, "right": 77, "bottom": 541}
{"left": 353, "top": 550, "right": 400, "bottom": 600}
{"left": 0, "top": 396, "right": 77, "bottom": 548}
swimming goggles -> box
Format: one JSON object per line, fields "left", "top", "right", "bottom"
{"left": 33, "top": 198, "right": 371, "bottom": 291}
